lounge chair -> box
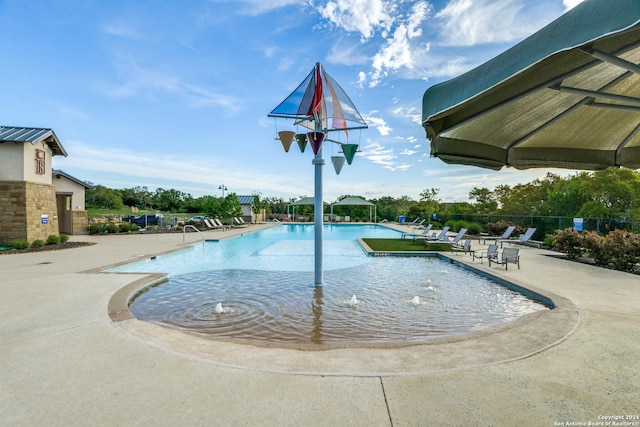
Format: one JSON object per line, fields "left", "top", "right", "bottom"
{"left": 203, "top": 219, "right": 223, "bottom": 231}
{"left": 233, "top": 217, "right": 249, "bottom": 227}
{"left": 412, "top": 219, "right": 426, "bottom": 229}
{"left": 452, "top": 239, "right": 472, "bottom": 255}
{"left": 500, "top": 227, "right": 537, "bottom": 248}
{"left": 425, "top": 228, "right": 466, "bottom": 247}
{"left": 407, "top": 217, "right": 421, "bottom": 226}
{"left": 214, "top": 218, "right": 231, "bottom": 230}
{"left": 401, "top": 223, "right": 433, "bottom": 239}
{"left": 479, "top": 225, "right": 516, "bottom": 244}
{"left": 423, "top": 226, "right": 450, "bottom": 241}
{"left": 489, "top": 247, "right": 520, "bottom": 270}
{"left": 472, "top": 244, "right": 498, "bottom": 263}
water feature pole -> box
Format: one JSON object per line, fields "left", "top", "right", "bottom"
{"left": 312, "top": 144, "right": 324, "bottom": 286}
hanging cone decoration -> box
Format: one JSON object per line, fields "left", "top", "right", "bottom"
{"left": 342, "top": 144, "right": 358, "bottom": 165}
{"left": 331, "top": 156, "right": 346, "bottom": 175}
{"left": 278, "top": 130, "right": 295, "bottom": 152}
{"left": 307, "top": 132, "right": 325, "bottom": 155}
{"left": 295, "top": 133, "right": 308, "bottom": 153}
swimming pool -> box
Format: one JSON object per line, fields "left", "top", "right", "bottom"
{"left": 112, "top": 224, "right": 548, "bottom": 347}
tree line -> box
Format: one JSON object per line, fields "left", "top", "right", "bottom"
{"left": 85, "top": 167, "right": 640, "bottom": 221}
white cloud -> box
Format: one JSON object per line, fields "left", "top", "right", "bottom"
{"left": 98, "top": 61, "right": 242, "bottom": 112}
{"left": 358, "top": 1, "right": 432, "bottom": 87}
{"left": 435, "top": 0, "right": 547, "bottom": 46}
{"left": 229, "top": 0, "right": 304, "bottom": 16}
{"left": 563, "top": 0, "right": 585, "bottom": 10}
{"left": 316, "top": 0, "right": 395, "bottom": 41}
{"left": 362, "top": 111, "right": 392, "bottom": 136}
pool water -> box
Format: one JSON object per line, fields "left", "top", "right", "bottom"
{"left": 113, "top": 224, "right": 548, "bottom": 347}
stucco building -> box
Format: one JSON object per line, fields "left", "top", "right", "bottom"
{"left": 0, "top": 126, "right": 91, "bottom": 244}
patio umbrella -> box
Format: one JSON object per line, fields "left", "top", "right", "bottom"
{"left": 422, "top": 0, "right": 640, "bottom": 171}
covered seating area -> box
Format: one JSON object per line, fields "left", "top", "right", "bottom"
{"left": 330, "top": 197, "right": 377, "bottom": 223}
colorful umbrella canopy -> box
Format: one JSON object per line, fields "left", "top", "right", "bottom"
{"left": 422, "top": 0, "right": 640, "bottom": 171}
{"left": 269, "top": 62, "right": 367, "bottom": 134}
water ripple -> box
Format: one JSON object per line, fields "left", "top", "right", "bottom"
{"left": 129, "top": 257, "right": 547, "bottom": 346}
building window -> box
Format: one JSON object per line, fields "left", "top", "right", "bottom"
{"left": 35, "top": 149, "right": 45, "bottom": 175}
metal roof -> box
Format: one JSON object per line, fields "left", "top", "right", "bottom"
{"left": 0, "top": 126, "right": 68, "bottom": 157}
{"left": 237, "top": 195, "right": 255, "bottom": 205}
{"left": 52, "top": 169, "right": 93, "bottom": 189}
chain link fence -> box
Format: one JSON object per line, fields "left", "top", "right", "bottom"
{"left": 444, "top": 214, "right": 640, "bottom": 240}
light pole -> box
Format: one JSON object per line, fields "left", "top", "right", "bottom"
{"left": 218, "top": 184, "right": 227, "bottom": 199}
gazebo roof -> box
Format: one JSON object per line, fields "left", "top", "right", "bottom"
{"left": 290, "top": 197, "right": 329, "bottom": 206}
{"left": 331, "top": 197, "right": 374, "bottom": 206}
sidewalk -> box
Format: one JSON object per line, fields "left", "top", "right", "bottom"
{"left": 1, "top": 224, "right": 638, "bottom": 426}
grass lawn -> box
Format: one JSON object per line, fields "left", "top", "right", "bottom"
{"left": 361, "top": 238, "right": 456, "bottom": 252}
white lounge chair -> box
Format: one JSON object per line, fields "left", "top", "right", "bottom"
{"left": 500, "top": 227, "right": 537, "bottom": 248}
{"left": 425, "top": 228, "right": 466, "bottom": 247}
{"left": 401, "top": 223, "right": 433, "bottom": 239}
{"left": 489, "top": 247, "right": 520, "bottom": 270}
{"left": 203, "top": 219, "right": 223, "bottom": 231}
{"left": 424, "top": 226, "right": 450, "bottom": 241}
{"left": 214, "top": 218, "right": 231, "bottom": 230}
{"left": 473, "top": 244, "right": 498, "bottom": 263}
{"left": 480, "top": 225, "right": 516, "bottom": 244}
{"left": 452, "top": 239, "right": 472, "bottom": 255}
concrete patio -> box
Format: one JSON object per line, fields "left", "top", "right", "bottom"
{"left": 1, "top": 224, "right": 638, "bottom": 426}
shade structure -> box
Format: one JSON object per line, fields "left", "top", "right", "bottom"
{"left": 288, "top": 197, "right": 329, "bottom": 222}
{"left": 330, "top": 197, "right": 376, "bottom": 223}
{"left": 422, "top": 0, "right": 640, "bottom": 171}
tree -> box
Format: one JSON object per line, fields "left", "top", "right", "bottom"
{"left": 251, "top": 192, "right": 269, "bottom": 221}
{"left": 417, "top": 188, "right": 442, "bottom": 218}
{"left": 547, "top": 173, "right": 589, "bottom": 216}
{"left": 219, "top": 193, "right": 243, "bottom": 225}
{"left": 202, "top": 196, "right": 221, "bottom": 218}
{"left": 152, "top": 188, "right": 186, "bottom": 212}
{"left": 86, "top": 185, "right": 124, "bottom": 210}
{"left": 579, "top": 167, "right": 640, "bottom": 218}
{"left": 469, "top": 187, "right": 497, "bottom": 214}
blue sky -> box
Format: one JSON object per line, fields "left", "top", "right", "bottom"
{"left": 0, "top": 0, "right": 584, "bottom": 202}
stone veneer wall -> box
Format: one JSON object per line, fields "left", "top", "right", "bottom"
{"left": 0, "top": 181, "right": 58, "bottom": 243}
{"left": 71, "top": 210, "right": 88, "bottom": 235}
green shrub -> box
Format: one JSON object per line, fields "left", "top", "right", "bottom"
{"left": 9, "top": 239, "right": 30, "bottom": 249}
{"left": 544, "top": 235, "right": 555, "bottom": 247}
{"left": 466, "top": 222, "right": 484, "bottom": 235}
{"left": 60, "top": 233, "right": 69, "bottom": 243}
{"left": 119, "top": 222, "right": 140, "bottom": 233}
{"left": 446, "top": 219, "right": 468, "bottom": 232}
{"left": 553, "top": 228, "right": 585, "bottom": 260}
{"left": 46, "top": 235, "right": 61, "bottom": 245}
{"left": 31, "top": 239, "right": 45, "bottom": 248}
{"left": 600, "top": 229, "right": 640, "bottom": 273}
{"left": 88, "top": 223, "right": 103, "bottom": 234}
{"left": 106, "top": 223, "right": 120, "bottom": 233}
